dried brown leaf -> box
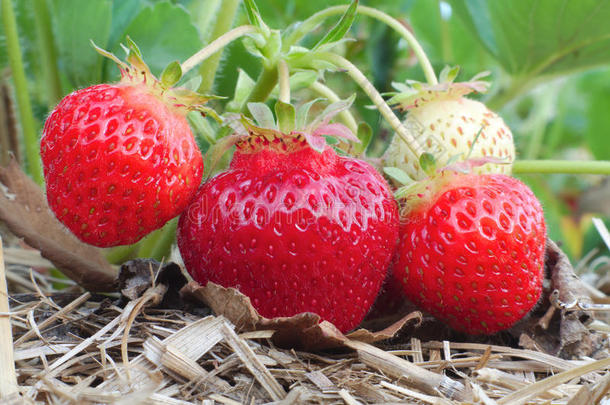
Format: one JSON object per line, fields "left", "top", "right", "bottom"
{"left": 514, "top": 238, "right": 608, "bottom": 359}
{"left": 180, "top": 281, "right": 420, "bottom": 350}
{"left": 0, "top": 160, "right": 116, "bottom": 291}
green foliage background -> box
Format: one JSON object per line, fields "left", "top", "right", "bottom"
{"left": 1, "top": 0, "right": 610, "bottom": 262}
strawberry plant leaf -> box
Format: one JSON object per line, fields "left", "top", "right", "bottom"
{"left": 109, "top": 1, "right": 201, "bottom": 78}
{"left": 274, "top": 101, "right": 296, "bottom": 133}
{"left": 449, "top": 0, "right": 610, "bottom": 77}
{"left": 50, "top": 0, "right": 112, "bottom": 87}
{"left": 312, "top": 0, "right": 358, "bottom": 51}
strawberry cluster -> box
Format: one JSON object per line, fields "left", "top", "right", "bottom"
{"left": 40, "top": 45, "right": 546, "bottom": 336}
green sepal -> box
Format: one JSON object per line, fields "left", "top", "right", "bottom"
{"left": 419, "top": 152, "right": 437, "bottom": 177}
{"left": 227, "top": 69, "right": 256, "bottom": 112}
{"left": 275, "top": 101, "right": 296, "bottom": 133}
{"left": 160, "top": 61, "right": 183, "bottom": 88}
{"left": 313, "top": 0, "right": 358, "bottom": 51}
{"left": 296, "top": 98, "right": 323, "bottom": 130}
{"left": 384, "top": 166, "right": 413, "bottom": 186}
{"left": 307, "top": 93, "right": 356, "bottom": 131}
{"left": 91, "top": 40, "right": 128, "bottom": 70}
{"left": 248, "top": 102, "right": 277, "bottom": 129}
{"left": 438, "top": 65, "right": 460, "bottom": 83}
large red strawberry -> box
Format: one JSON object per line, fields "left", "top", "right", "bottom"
{"left": 177, "top": 100, "right": 399, "bottom": 333}
{"left": 392, "top": 172, "right": 546, "bottom": 334}
{"left": 41, "top": 44, "right": 206, "bottom": 247}
{"left": 384, "top": 69, "right": 515, "bottom": 182}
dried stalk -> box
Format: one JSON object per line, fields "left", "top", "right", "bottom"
{"left": 0, "top": 238, "right": 19, "bottom": 399}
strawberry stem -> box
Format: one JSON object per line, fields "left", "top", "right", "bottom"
{"left": 309, "top": 81, "right": 358, "bottom": 134}
{"left": 513, "top": 160, "right": 610, "bottom": 175}
{"left": 278, "top": 60, "right": 291, "bottom": 103}
{"left": 241, "top": 65, "right": 278, "bottom": 111}
{"left": 196, "top": 0, "right": 241, "bottom": 93}
{"left": 314, "top": 52, "right": 420, "bottom": 163}
{"left": 181, "top": 25, "right": 259, "bottom": 75}
{"left": 286, "top": 5, "right": 438, "bottom": 85}
{"left": 1, "top": 0, "right": 43, "bottom": 184}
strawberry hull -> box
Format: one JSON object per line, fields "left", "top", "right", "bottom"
{"left": 178, "top": 146, "right": 399, "bottom": 333}
{"left": 392, "top": 173, "right": 546, "bottom": 335}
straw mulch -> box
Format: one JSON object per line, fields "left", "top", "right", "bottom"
{"left": 1, "top": 239, "right": 610, "bottom": 404}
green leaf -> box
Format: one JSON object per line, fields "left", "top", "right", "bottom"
{"left": 312, "top": 0, "right": 358, "bottom": 51}
{"left": 112, "top": 1, "right": 201, "bottom": 78}
{"left": 248, "top": 102, "right": 277, "bottom": 129}
{"left": 581, "top": 69, "right": 610, "bottom": 160}
{"left": 383, "top": 167, "right": 413, "bottom": 186}
{"left": 275, "top": 101, "right": 296, "bottom": 133}
{"left": 160, "top": 61, "right": 182, "bottom": 88}
{"left": 449, "top": 0, "right": 610, "bottom": 77}
{"left": 50, "top": 0, "right": 112, "bottom": 87}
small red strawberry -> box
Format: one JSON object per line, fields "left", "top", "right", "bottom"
{"left": 41, "top": 43, "right": 207, "bottom": 247}
{"left": 177, "top": 100, "right": 399, "bottom": 333}
{"left": 384, "top": 68, "right": 515, "bottom": 182}
{"left": 392, "top": 171, "right": 546, "bottom": 334}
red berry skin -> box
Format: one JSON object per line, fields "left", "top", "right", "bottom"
{"left": 41, "top": 84, "right": 203, "bottom": 247}
{"left": 177, "top": 143, "right": 399, "bottom": 333}
{"left": 392, "top": 173, "right": 546, "bottom": 335}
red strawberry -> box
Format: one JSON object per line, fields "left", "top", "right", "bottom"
{"left": 392, "top": 172, "right": 546, "bottom": 334}
{"left": 177, "top": 101, "right": 399, "bottom": 333}
{"left": 41, "top": 45, "right": 205, "bottom": 247}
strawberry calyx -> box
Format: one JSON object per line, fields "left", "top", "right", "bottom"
{"left": 92, "top": 38, "right": 219, "bottom": 117}
{"left": 224, "top": 95, "right": 360, "bottom": 154}
{"left": 393, "top": 156, "right": 511, "bottom": 217}
{"left": 386, "top": 66, "right": 490, "bottom": 110}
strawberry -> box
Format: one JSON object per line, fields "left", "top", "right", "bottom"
{"left": 177, "top": 100, "right": 399, "bottom": 333}
{"left": 41, "top": 43, "right": 206, "bottom": 247}
{"left": 392, "top": 172, "right": 546, "bottom": 334}
{"left": 384, "top": 69, "right": 515, "bottom": 182}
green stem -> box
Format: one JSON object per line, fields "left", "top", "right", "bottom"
{"left": 33, "top": 0, "right": 63, "bottom": 105}
{"left": 181, "top": 25, "right": 258, "bottom": 75}
{"left": 286, "top": 5, "right": 437, "bottom": 85}
{"left": 241, "top": 65, "right": 278, "bottom": 111}
{"left": 2, "top": 0, "right": 43, "bottom": 184}
{"left": 513, "top": 160, "right": 610, "bottom": 175}
{"left": 277, "top": 60, "right": 290, "bottom": 103}
{"left": 313, "top": 52, "right": 419, "bottom": 164}
{"left": 197, "top": 0, "right": 241, "bottom": 93}
{"left": 309, "top": 81, "right": 358, "bottom": 134}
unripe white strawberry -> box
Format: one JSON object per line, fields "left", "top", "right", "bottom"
{"left": 383, "top": 69, "right": 515, "bottom": 182}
